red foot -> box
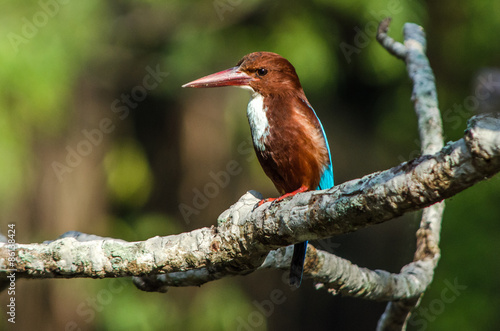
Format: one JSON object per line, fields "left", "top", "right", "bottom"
{"left": 257, "top": 185, "right": 309, "bottom": 207}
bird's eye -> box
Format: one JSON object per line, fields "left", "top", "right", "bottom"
{"left": 256, "top": 68, "right": 268, "bottom": 76}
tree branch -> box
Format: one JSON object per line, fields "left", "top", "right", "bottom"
{"left": 376, "top": 19, "right": 446, "bottom": 330}
{"left": 1, "top": 112, "right": 500, "bottom": 295}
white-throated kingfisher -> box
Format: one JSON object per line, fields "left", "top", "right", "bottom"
{"left": 182, "top": 52, "right": 334, "bottom": 287}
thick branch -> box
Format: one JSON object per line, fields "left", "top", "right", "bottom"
{"left": 1, "top": 113, "right": 499, "bottom": 301}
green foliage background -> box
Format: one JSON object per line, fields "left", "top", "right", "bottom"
{"left": 0, "top": 0, "right": 499, "bottom": 330}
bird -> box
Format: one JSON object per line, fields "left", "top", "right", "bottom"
{"left": 182, "top": 52, "right": 334, "bottom": 287}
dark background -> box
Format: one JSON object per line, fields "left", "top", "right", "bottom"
{"left": 1, "top": 1, "right": 499, "bottom": 330}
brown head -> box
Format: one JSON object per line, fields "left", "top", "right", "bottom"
{"left": 182, "top": 52, "right": 304, "bottom": 97}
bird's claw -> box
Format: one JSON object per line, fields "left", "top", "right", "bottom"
{"left": 252, "top": 197, "right": 285, "bottom": 211}
{"left": 252, "top": 186, "right": 308, "bottom": 211}
{"left": 252, "top": 197, "right": 275, "bottom": 211}
{"left": 252, "top": 202, "right": 260, "bottom": 212}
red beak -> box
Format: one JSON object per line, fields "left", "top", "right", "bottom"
{"left": 182, "top": 66, "right": 252, "bottom": 88}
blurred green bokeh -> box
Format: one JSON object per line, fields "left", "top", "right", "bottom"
{"left": 0, "top": 0, "right": 499, "bottom": 330}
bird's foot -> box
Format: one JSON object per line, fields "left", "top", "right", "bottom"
{"left": 273, "top": 185, "right": 309, "bottom": 203}
{"left": 252, "top": 185, "right": 309, "bottom": 211}
{"left": 252, "top": 197, "right": 276, "bottom": 211}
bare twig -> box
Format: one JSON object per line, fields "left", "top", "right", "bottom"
{"left": 376, "top": 18, "right": 407, "bottom": 59}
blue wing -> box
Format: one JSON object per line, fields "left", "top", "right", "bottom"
{"left": 306, "top": 102, "right": 334, "bottom": 190}
{"left": 317, "top": 141, "right": 334, "bottom": 190}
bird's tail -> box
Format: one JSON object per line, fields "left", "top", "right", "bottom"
{"left": 289, "top": 241, "right": 308, "bottom": 287}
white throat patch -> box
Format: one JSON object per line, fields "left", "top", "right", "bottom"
{"left": 246, "top": 92, "right": 269, "bottom": 151}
